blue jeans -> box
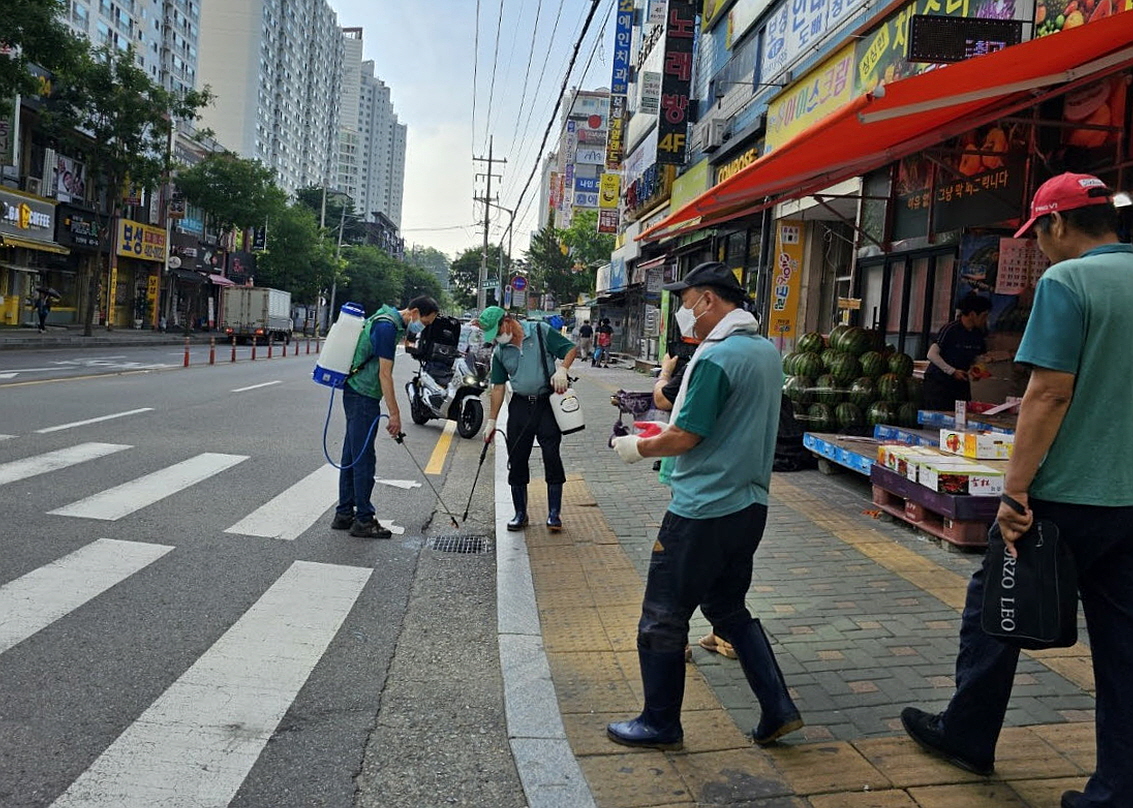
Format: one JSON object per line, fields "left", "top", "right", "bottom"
{"left": 336, "top": 385, "right": 384, "bottom": 523}
{"left": 940, "top": 499, "right": 1133, "bottom": 806}
{"left": 638, "top": 503, "right": 768, "bottom": 653}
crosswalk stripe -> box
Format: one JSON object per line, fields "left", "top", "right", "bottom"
{"left": 0, "top": 443, "right": 131, "bottom": 487}
{"left": 0, "top": 539, "right": 173, "bottom": 655}
{"left": 48, "top": 453, "right": 249, "bottom": 521}
{"left": 224, "top": 465, "right": 339, "bottom": 540}
{"left": 35, "top": 408, "right": 155, "bottom": 434}
{"left": 50, "top": 560, "right": 372, "bottom": 808}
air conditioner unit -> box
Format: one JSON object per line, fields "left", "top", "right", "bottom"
{"left": 703, "top": 118, "right": 727, "bottom": 153}
{"left": 24, "top": 176, "right": 42, "bottom": 196}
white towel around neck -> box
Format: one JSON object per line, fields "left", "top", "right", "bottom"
{"left": 667, "top": 308, "right": 760, "bottom": 429}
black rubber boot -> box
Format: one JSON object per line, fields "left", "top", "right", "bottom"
{"left": 606, "top": 648, "right": 686, "bottom": 750}
{"left": 507, "top": 485, "right": 528, "bottom": 531}
{"left": 727, "top": 619, "right": 803, "bottom": 745}
{"left": 546, "top": 483, "right": 563, "bottom": 532}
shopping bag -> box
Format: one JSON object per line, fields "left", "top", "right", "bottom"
{"left": 980, "top": 508, "right": 1078, "bottom": 650}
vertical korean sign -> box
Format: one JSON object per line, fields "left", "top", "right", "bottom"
{"left": 605, "top": 0, "right": 633, "bottom": 171}
{"left": 769, "top": 220, "right": 805, "bottom": 345}
{"left": 657, "top": 0, "right": 696, "bottom": 166}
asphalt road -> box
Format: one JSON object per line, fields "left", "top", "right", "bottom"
{"left": 0, "top": 348, "right": 512, "bottom": 807}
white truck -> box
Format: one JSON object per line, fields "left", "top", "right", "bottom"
{"left": 220, "top": 286, "right": 293, "bottom": 344}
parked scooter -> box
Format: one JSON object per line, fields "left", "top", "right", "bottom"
{"left": 405, "top": 320, "right": 488, "bottom": 438}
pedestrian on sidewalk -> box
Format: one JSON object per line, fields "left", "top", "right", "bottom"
{"left": 593, "top": 318, "right": 613, "bottom": 367}
{"left": 331, "top": 296, "right": 439, "bottom": 539}
{"left": 33, "top": 289, "right": 53, "bottom": 332}
{"left": 577, "top": 320, "right": 593, "bottom": 360}
{"left": 480, "top": 306, "right": 577, "bottom": 533}
{"left": 901, "top": 173, "right": 1133, "bottom": 808}
{"left": 607, "top": 261, "right": 803, "bottom": 751}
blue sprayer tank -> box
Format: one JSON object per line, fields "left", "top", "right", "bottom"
{"left": 312, "top": 302, "right": 366, "bottom": 388}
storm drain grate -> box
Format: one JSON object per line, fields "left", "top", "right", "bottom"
{"left": 428, "top": 534, "right": 491, "bottom": 554}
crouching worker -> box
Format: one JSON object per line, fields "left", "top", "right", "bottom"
{"left": 608, "top": 262, "right": 803, "bottom": 750}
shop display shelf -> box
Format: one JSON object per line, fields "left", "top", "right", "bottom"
{"left": 802, "top": 432, "right": 879, "bottom": 476}
{"left": 869, "top": 465, "right": 997, "bottom": 550}
{"left": 872, "top": 423, "right": 941, "bottom": 447}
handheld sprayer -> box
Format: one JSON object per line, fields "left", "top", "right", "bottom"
{"left": 315, "top": 302, "right": 383, "bottom": 470}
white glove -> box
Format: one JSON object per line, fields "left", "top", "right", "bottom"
{"left": 612, "top": 435, "right": 644, "bottom": 464}
{"left": 551, "top": 367, "right": 569, "bottom": 394}
{"left": 484, "top": 418, "right": 497, "bottom": 444}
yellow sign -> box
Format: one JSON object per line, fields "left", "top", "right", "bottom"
{"left": 701, "top": 0, "right": 729, "bottom": 30}
{"left": 715, "top": 148, "right": 760, "bottom": 185}
{"left": 147, "top": 273, "right": 160, "bottom": 326}
{"left": 769, "top": 220, "right": 805, "bottom": 342}
{"left": 766, "top": 44, "right": 855, "bottom": 151}
{"left": 670, "top": 159, "right": 710, "bottom": 210}
{"left": 117, "top": 217, "right": 167, "bottom": 263}
{"left": 599, "top": 173, "right": 621, "bottom": 209}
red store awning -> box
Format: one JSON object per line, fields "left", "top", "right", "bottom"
{"left": 640, "top": 13, "right": 1133, "bottom": 243}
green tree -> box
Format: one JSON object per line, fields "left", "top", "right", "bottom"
{"left": 174, "top": 151, "right": 286, "bottom": 233}
{"left": 526, "top": 217, "right": 578, "bottom": 306}
{"left": 0, "top": 0, "right": 85, "bottom": 116}
{"left": 255, "top": 203, "right": 335, "bottom": 304}
{"left": 401, "top": 264, "right": 443, "bottom": 307}
{"left": 295, "top": 185, "right": 367, "bottom": 244}
{"left": 44, "top": 45, "right": 211, "bottom": 335}
{"left": 337, "top": 244, "right": 404, "bottom": 312}
{"left": 404, "top": 245, "right": 450, "bottom": 288}
{"left": 563, "top": 208, "right": 615, "bottom": 268}
{"left": 449, "top": 245, "right": 505, "bottom": 309}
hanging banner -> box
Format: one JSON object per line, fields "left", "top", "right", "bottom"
{"left": 599, "top": 173, "right": 621, "bottom": 209}
{"left": 769, "top": 220, "right": 805, "bottom": 344}
{"left": 598, "top": 209, "right": 620, "bottom": 234}
{"left": 606, "top": 94, "right": 627, "bottom": 169}
{"left": 611, "top": 0, "right": 633, "bottom": 95}
{"left": 657, "top": 0, "right": 696, "bottom": 166}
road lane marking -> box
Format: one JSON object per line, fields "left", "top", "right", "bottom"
{"left": 0, "top": 443, "right": 131, "bottom": 486}
{"left": 231, "top": 381, "right": 282, "bottom": 393}
{"left": 224, "top": 465, "right": 338, "bottom": 541}
{"left": 49, "top": 453, "right": 248, "bottom": 521}
{"left": 0, "top": 435, "right": 14, "bottom": 441}
{"left": 424, "top": 420, "right": 456, "bottom": 475}
{"left": 36, "top": 408, "right": 155, "bottom": 434}
{"left": 49, "top": 560, "right": 372, "bottom": 808}
{"left": 0, "top": 539, "right": 173, "bottom": 655}
{"left": 376, "top": 478, "right": 422, "bottom": 489}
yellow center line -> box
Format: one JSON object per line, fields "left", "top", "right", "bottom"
{"left": 424, "top": 420, "right": 456, "bottom": 475}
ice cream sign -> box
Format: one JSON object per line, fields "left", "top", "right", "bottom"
{"left": 0, "top": 189, "right": 55, "bottom": 237}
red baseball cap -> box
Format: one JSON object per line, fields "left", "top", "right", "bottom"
{"left": 1014, "top": 172, "right": 1113, "bottom": 238}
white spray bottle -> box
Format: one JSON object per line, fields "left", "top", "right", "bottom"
{"left": 313, "top": 302, "right": 366, "bottom": 388}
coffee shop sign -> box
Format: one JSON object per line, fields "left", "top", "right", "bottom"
{"left": 2, "top": 199, "right": 52, "bottom": 233}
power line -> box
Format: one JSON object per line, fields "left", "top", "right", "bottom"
{"left": 483, "top": 0, "right": 507, "bottom": 148}
{"left": 505, "top": 0, "right": 544, "bottom": 153}
{"left": 471, "top": 0, "right": 481, "bottom": 159}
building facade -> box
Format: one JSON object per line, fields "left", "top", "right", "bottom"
{"left": 356, "top": 60, "right": 406, "bottom": 228}
{"left": 336, "top": 27, "right": 364, "bottom": 204}
{"left": 196, "top": 0, "right": 344, "bottom": 196}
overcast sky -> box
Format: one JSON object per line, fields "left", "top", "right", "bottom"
{"left": 328, "top": 0, "right": 616, "bottom": 262}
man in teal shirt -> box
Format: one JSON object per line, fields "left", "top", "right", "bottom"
{"left": 606, "top": 262, "right": 802, "bottom": 751}
{"left": 479, "top": 307, "right": 577, "bottom": 532}
{"left": 901, "top": 174, "right": 1133, "bottom": 808}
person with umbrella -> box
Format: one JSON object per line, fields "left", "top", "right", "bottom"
{"left": 33, "top": 286, "right": 59, "bottom": 333}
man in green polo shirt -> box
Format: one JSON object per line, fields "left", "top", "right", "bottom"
{"left": 606, "top": 262, "right": 802, "bottom": 751}
{"left": 479, "top": 307, "right": 577, "bottom": 532}
{"left": 901, "top": 174, "right": 1133, "bottom": 808}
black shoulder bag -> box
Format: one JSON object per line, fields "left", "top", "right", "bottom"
{"left": 980, "top": 496, "right": 1078, "bottom": 650}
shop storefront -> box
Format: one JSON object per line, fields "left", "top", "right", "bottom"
{"left": 0, "top": 187, "right": 69, "bottom": 327}
{"left": 112, "top": 217, "right": 167, "bottom": 329}
{"left": 54, "top": 203, "right": 103, "bottom": 327}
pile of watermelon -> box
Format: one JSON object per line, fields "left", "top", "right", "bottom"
{"left": 783, "top": 329, "right": 923, "bottom": 433}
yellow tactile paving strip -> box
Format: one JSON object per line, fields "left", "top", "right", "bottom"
{"left": 526, "top": 473, "right": 1097, "bottom": 806}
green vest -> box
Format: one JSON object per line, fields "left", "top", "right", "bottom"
{"left": 346, "top": 305, "right": 403, "bottom": 399}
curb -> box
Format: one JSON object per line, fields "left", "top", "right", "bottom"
{"left": 493, "top": 412, "right": 598, "bottom": 808}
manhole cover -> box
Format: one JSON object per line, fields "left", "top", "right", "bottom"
{"left": 428, "top": 534, "right": 490, "bottom": 554}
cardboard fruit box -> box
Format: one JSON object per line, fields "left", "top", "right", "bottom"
{"left": 939, "top": 428, "right": 1015, "bottom": 460}
{"left": 918, "top": 458, "right": 1005, "bottom": 497}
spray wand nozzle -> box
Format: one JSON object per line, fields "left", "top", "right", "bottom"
{"left": 394, "top": 432, "right": 461, "bottom": 529}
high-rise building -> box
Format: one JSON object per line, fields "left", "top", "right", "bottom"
{"left": 541, "top": 87, "right": 610, "bottom": 229}
{"left": 357, "top": 60, "right": 406, "bottom": 229}
{"left": 60, "top": 0, "right": 199, "bottom": 93}
{"left": 196, "top": 0, "right": 344, "bottom": 196}
{"left": 336, "top": 27, "right": 363, "bottom": 204}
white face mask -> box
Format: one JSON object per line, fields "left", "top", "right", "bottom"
{"left": 674, "top": 294, "right": 707, "bottom": 339}
{"left": 495, "top": 326, "right": 512, "bottom": 345}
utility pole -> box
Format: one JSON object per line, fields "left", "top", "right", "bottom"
{"left": 473, "top": 136, "right": 505, "bottom": 311}
{"left": 488, "top": 200, "right": 515, "bottom": 304}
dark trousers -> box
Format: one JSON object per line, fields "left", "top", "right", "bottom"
{"left": 337, "top": 385, "right": 384, "bottom": 522}
{"left": 505, "top": 394, "right": 565, "bottom": 487}
{"left": 923, "top": 369, "right": 971, "bottom": 411}
{"left": 941, "top": 499, "right": 1133, "bottom": 806}
{"left": 638, "top": 503, "right": 768, "bottom": 653}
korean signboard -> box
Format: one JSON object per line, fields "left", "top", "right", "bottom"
{"left": 575, "top": 147, "right": 607, "bottom": 165}
{"left": 57, "top": 205, "right": 100, "bottom": 249}
{"left": 606, "top": 94, "right": 627, "bottom": 169}
{"left": 854, "top": 0, "right": 1017, "bottom": 94}
{"left": 598, "top": 209, "right": 620, "bottom": 234}
{"left": 549, "top": 171, "right": 561, "bottom": 211}
{"left": 761, "top": 0, "right": 868, "bottom": 84}
{"left": 715, "top": 147, "right": 761, "bottom": 184}
{"left": 574, "top": 191, "right": 600, "bottom": 208}
{"left": 117, "top": 217, "right": 168, "bottom": 263}
{"left": 599, "top": 173, "right": 621, "bottom": 209}
{"left": 765, "top": 44, "right": 854, "bottom": 150}
{"left": 657, "top": 0, "right": 696, "bottom": 166}
{"left": 575, "top": 176, "right": 600, "bottom": 193}
{"left": 728, "top": 0, "right": 776, "bottom": 48}
{"left": 611, "top": 0, "right": 633, "bottom": 95}
{"left": 702, "top": 0, "right": 730, "bottom": 30}
{"left": 0, "top": 188, "right": 56, "bottom": 242}
{"left": 577, "top": 127, "right": 608, "bottom": 145}
{"left": 640, "top": 71, "right": 662, "bottom": 114}
{"left": 769, "top": 220, "right": 805, "bottom": 344}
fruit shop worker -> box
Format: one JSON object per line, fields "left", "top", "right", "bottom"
{"left": 607, "top": 262, "right": 803, "bottom": 751}
{"left": 480, "top": 307, "right": 577, "bottom": 533}
{"left": 332, "top": 296, "right": 439, "bottom": 539}
{"left": 902, "top": 174, "right": 1133, "bottom": 808}
{"left": 922, "top": 292, "right": 991, "bottom": 410}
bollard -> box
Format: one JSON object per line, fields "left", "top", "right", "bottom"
{"left": 183, "top": 337, "right": 190, "bottom": 368}
{"left": 306, "top": 338, "right": 311, "bottom": 355}
{"left": 293, "top": 338, "right": 299, "bottom": 357}
{"left": 208, "top": 337, "right": 215, "bottom": 365}
{"left": 267, "top": 337, "right": 274, "bottom": 360}
{"left": 231, "top": 337, "right": 237, "bottom": 363}
{"left": 251, "top": 336, "right": 257, "bottom": 361}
